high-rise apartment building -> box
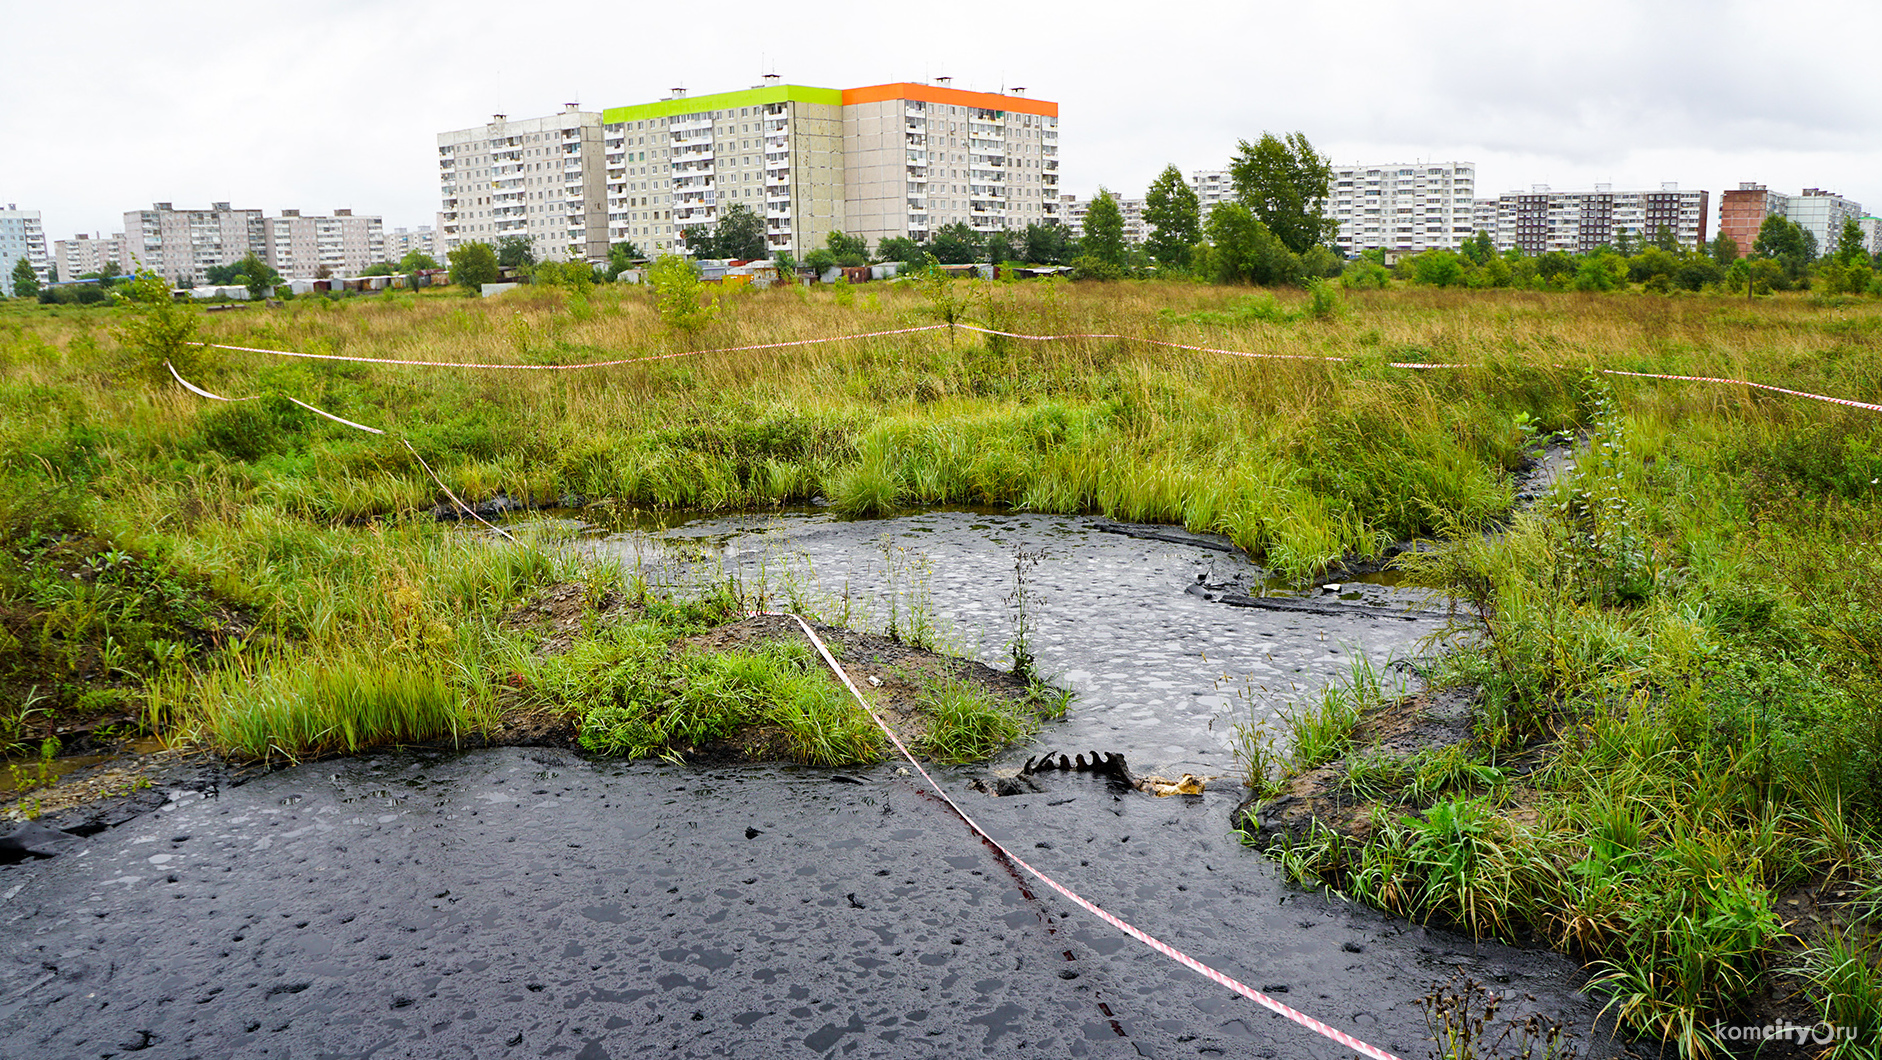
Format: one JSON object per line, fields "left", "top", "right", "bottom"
{"left": 601, "top": 82, "right": 844, "bottom": 257}
{"left": 54, "top": 232, "right": 129, "bottom": 280}
{"left": 1860, "top": 216, "right": 1882, "bottom": 257}
{"left": 437, "top": 105, "right": 608, "bottom": 263}
{"left": 1329, "top": 162, "right": 1476, "bottom": 253}
{"left": 124, "top": 202, "right": 265, "bottom": 287}
{"left": 840, "top": 81, "right": 1060, "bottom": 251}
{"left": 1190, "top": 171, "right": 1232, "bottom": 223}
{"left": 262, "top": 209, "right": 385, "bottom": 278}
{"left": 442, "top": 79, "right": 1059, "bottom": 261}
{"left": 1718, "top": 183, "right": 1789, "bottom": 259}
{"left": 1785, "top": 188, "right": 1863, "bottom": 257}
{"left": 384, "top": 225, "right": 440, "bottom": 265}
{"left": 1484, "top": 184, "right": 1708, "bottom": 255}
{"left": 1, "top": 205, "right": 49, "bottom": 295}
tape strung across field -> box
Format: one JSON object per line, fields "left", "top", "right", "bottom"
{"left": 166, "top": 312, "right": 1880, "bottom": 1058}
{"left": 197, "top": 321, "right": 1882, "bottom": 414}
{"left": 770, "top": 610, "right": 1407, "bottom": 1060}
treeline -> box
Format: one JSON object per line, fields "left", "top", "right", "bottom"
{"left": 1384, "top": 216, "right": 1881, "bottom": 296}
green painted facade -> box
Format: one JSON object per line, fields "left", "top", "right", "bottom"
{"left": 602, "top": 85, "right": 842, "bottom": 124}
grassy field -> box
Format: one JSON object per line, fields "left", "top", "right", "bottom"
{"left": 3, "top": 277, "right": 1882, "bottom": 1056}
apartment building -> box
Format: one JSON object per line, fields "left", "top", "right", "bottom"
{"left": 1718, "top": 183, "right": 1789, "bottom": 259}
{"left": 54, "top": 232, "right": 129, "bottom": 280}
{"left": 123, "top": 202, "right": 265, "bottom": 287}
{"left": 1190, "top": 171, "right": 1232, "bottom": 223}
{"left": 840, "top": 81, "right": 1060, "bottom": 252}
{"left": 437, "top": 105, "right": 608, "bottom": 263}
{"left": 1785, "top": 188, "right": 1864, "bottom": 257}
{"left": 384, "top": 225, "right": 439, "bottom": 265}
{"left": 1861, "top": 216, "right": 1882, "bottom": 256}
{"left": 1329, "top": 162, "right": 1476, "bottom": 253}
{"left": 1484, "top": 184, "right": 1708, "bottom": 255}
{"left": 444, "top": 79, "right": 1059, "bottom": 261}
{"left": 262, "top": 209, "right": 385, "bottom": 278}
{"left": 1, "top": 205, "right": 49, "bottom": 295}
{"left": 601, "top": 81, "right": 844, "bottom": 257}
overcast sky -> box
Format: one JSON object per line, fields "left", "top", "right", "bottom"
{"left": 6, "top": 0, "right": 1880, "bottom": 241}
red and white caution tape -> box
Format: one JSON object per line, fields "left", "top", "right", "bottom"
{"left": 197, "top": 323, "right": 952, "bottom": 370}
{"left": 199, "top": 323, "right": 1875, "bottom": 414}
{"left": 165, "top": 361, "right": 518, "bottom": 542}
{"left": 772, "top": 611, "right": 1406, "bottom": 1060}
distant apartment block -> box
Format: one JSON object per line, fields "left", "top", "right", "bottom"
{"left": 124, "top": 202, "right": 264, "bottom": 287}
{"left": 1718, "top": 183, "right": 1790, "bottom": 259}
{"left": 1861, "top": 216, "right": 1882, "bottom": 256}
{"left": 54, "top": 232, "right": 129, "bottom": 280}
{"left": 437, "top": 105, "right": 608, "bottom": 264}
{"left": 263, "top": 209, "right": 385, "bottom": 277}
{"left": 1785, "top": 188, "right": 1864, "bottom": 257}
{"left": 1, "top": 204, "right": 49, "bottom": 295}
{"left": 1057, "top": 193, "right": 1143, "bottom": 244}
{"left": 384, "top": 225, "right": 440, "bottom": 264}
{"left": 1190, "top": 171, "right": 1232, "bottom": 222}
{"left": 441, "top": 79, "right": 1059, "bottom": 261}
{"left": 1329, "top": 162, "right": 1476, "bottom": 253}
{"left": 1486, "top": 184, "right": 1708, "bottom": 255}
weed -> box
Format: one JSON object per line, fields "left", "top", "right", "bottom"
{"left": 914, "top": 678, "right": 1036, "bottom": 764}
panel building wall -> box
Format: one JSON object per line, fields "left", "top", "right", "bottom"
{"left": 438, "top": 105, "right": 606, "bottom": 263}
{"left": 1, "top": 205, "right": 50, "bottom": 295}
{"left": 123, "top": 202, "right": 264, "bottom": 287}
{"left": 1483, "top": 184, "right": 1708, "bottom": 255}
{"left": 1329, "top": 162, "right": 1477, "bottom": 253}
{"left": 53, "top": 232, "right": 129, "bottom": 280}
{"left": 263, "top": 209, "right": 386, "bottom": 278}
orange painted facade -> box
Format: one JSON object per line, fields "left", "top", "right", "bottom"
{"left": 841, "top": 82, "right": 1058, "bottom": 118}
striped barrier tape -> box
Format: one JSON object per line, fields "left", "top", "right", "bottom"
{"left": 770, "top": 610, "right": 1406, "bottom": 1060}
{"left": 165, "top": 361, "right": 519, "bottom": 543}
{"left": 197, "top": 323, "right": 953, "bottom": 370}
{"left": 197, "top": 322, "right": 1876, "bottom": 414}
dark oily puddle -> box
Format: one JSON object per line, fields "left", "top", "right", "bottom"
{"left": 589, "top": 509, "right": 1453, "bottom": 777}
{"left": 0, "top": 749, "right": 1634, "bottom": 1058}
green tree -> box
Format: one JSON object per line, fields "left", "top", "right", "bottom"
{"left": 985, "top": 229, "right": 1017, "bottom": 265}
{"left": 1081, "top": 189, "right": 1126, "bottom": 269}
{"left": 928, "top": 222, "right": 984, "bottom": 265}
{"left": 10, "top": 258, "right": 39, "bottom": 299}
{"left": 1021, "top": 222, "right": 1072, "bottom": 265}
{"left": 825, "top": 230, "right": 869, "bottom": 268}
{"left": 605, "top": 241, "right": 641, "bottom": 281}
{"left": 875, "top": 236, "right": 922, "bottom": 269}
{"left": 649, "top": 253, "right": 715, "bottom": 334}
{"left": 1651, "top": 225, "right": 1680, "bottom": 253}
{"left": 1753, "top": 216, "right": 1811, "bottom": 284}
{"left": 1709, "top": 232, "right": 1739, "bottom": 266}
{"left": 1836, "top": 218, "right": 1868, "bottom": 265}
{"left": 1203, "top": 202, "right": 1301, "bottom": 286}
{"left": 1228, "top": 131, "right": 1334, "bottom": 255}
{"left": 1142, "top": 164, "right": 1201, "bottom": 269}
{"left": 1407, "top": 249, "right": 1464, "bottom": 287}
{"left": 114, "top": 271, "right": 201, "bottom": 380}
{"left": 496, "top": 235, "right": 536, "bottom": 270}
{"left": 358, "top": 262, "right": 397, "bottom": 277}
{"left": 686, "top": 203, "right": 766, "bottom": 260}
{"left": 398, "top": 250, "right": 439, "bottom": 273}
{"left": 228, "top": 251, "right": 281, "bottom": 299}
{"left": 447, "top": 241, "right": 500, "bottom": 290}
{"left": 1459, "top": 231, "right": 1496, "bottom": 267}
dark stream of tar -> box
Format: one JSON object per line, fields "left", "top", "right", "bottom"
{"left": 0, "top": 512, "right": 1645, "bottom": 1059}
